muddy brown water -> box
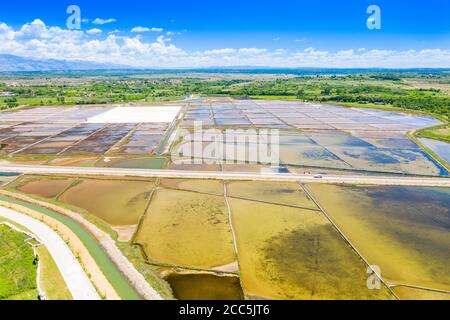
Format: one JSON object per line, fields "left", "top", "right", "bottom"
{"left": 166, "top": 273, "right": 245, "bottom": 300}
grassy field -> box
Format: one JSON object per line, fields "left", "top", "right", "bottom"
{"left": 416, "top": 124, "right": 450, "bottom": 143}
{"left": 1, "top": 72, "right": 448, "bottom": 120}
{"left": 35, "top": 246, "right": 72, "bottom": 300}
{"left": 0, "top": 224, "right": 37, "bottom": 300}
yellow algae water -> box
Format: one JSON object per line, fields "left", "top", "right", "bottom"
{"left": 227, "top": 181, "right": 318, "bottom": 209}
{"left": 392, "top": 286, "right": 450, "bottom": 300}
{"left": 58, "top": 178, "right": 155, "bottom": 226}
{"left": 306, "top": 184, "right": 450, "bottom": 292}
{"left": 229, "top": 198, "right": 394, "bottom": 300}
{"left": 160, "top": 179, "right": 224, "bottom": 196}
{"left": 135, "top": 188, "right": 236, "bottom": 269}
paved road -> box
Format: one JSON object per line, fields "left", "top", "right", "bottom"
{"left": 0, "top": 164, "right": 449, "bottom": 187}
{"left": 0, "top": 206, "right": 100, "bottom": 300}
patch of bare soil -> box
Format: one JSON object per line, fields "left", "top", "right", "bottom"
{"left": 112, "top": 225, "right": 137, "bottom": 242}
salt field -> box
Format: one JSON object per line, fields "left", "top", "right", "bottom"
{"left": 0, "top": 105, "right": 178, "bottom": 156}
{"left": 419, "top": 138, "right": 450, "bottom": 164}
{"left": 181, "top": 100, "right": 440, "bottom": 130}
{"left": 9, "top": 174, "right": 449, "bottom": 300}
{"left": 0, "top": 100, "right": 445, "bottom": 177}
{"left": 173, "top": 99, "right": 448, "bottom": 176}
{"left": 85, "top": 106, "right": 181, "bottom": 124}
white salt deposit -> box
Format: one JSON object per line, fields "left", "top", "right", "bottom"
{"left": 85, "top": 106, "right": 181, "bottom": 123}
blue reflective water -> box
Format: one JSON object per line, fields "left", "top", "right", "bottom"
{"left": 0, "top": 172, "right": 19, "bottom": 177}
{"left": 419, "top": 138, "right": 450, "bottom": 165}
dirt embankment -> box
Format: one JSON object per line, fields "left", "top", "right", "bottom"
{"left": 0, "top": 199, "right": 120, "bottom": 300}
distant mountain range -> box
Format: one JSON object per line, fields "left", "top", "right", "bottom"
{"left": 0, "top": 54, "right": 449, "bottom": 74}
{"left": 0, "top": 54, "right": 125, "bottom": 72}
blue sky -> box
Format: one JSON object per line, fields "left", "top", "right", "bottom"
{"left": 0, "top": 0, "right": 449, "bottom": 67}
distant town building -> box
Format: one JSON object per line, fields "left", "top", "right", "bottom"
{"left": 0, "top": 91, "right": 15, "bottom": 97}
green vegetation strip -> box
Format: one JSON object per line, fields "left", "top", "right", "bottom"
{"left": 0, "top": 196, "right": 141, "bottom": 300}
{"left": 415, "top": 124, "right": 450, "bottom": 143}
{"left": 0, "top": 224, "right": 37, "bottom": 300}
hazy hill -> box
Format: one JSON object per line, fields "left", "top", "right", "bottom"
{"left": 0, "top": 54, "right": 124, "bottom": 72}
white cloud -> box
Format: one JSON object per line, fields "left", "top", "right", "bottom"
{"left": 238, "top": 48, "right": 267, "bottom": 55}
{"left": 92, "top": 18, "right": 117, "bottom": 25}
{"left": 274, "top": 49, "right": 287, "bottom": 55}
{"left": 0, "top": 20, "right": 449, "bottom": 68}
{"left": 156, "top": 35, "right": 170, "bottom": 43}
{"left": 86, "top": 28, "right": 102, "bottom": 35}
{"left": 131, "top": 26, "right": 150, "bottom": 33}
{"left": 203, "top": 48, "right": 236, "bottom": 55}
{"left": 131, "top": 26, "right": 163, "bottom": 33}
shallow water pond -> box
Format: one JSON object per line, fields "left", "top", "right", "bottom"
{"left": 229, "top": 198, "right": 394, "bottom": 300}
{"left": 15, "top": 176, "right": 74, "bottom": 199}
{"left": 59, "top": 178, "right": 155, "bottom": 226}
{"left": 135, "top": 189, "right": 236, "bottom": 269}
{"left": 329, "top": 147, "right": 446, "bottom": 176}
{"left": 279, "top": 145, "right": 351, "bottom": 169}
{"left": 47, "top": 157, "right": 98, "bottom": 167}
{"left": 106, "top": 157, "right": 167, "bottom": 169}
{"left": 166, "top": 273, "right": 244, "bottom": 300}
{"left": 160, "top": 179, "right": 224, "bottom": 196}
{"left": 392, "top": 286, "right": 450, "bottom": 300}
{"left": 306, "top": 184, "right": 450, "bottom": 292}
{"left": 227, "top": 181, "right": 317, "bottom": 209}
{"left": 419, "top": 138, "right": 450, "bottom": 164}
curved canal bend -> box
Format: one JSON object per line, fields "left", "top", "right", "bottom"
{"left": 0, "top": 195, "right": 143, "bottom": 300}
{"left": 0, "top": 206, "right": 100, "bottom": 300}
